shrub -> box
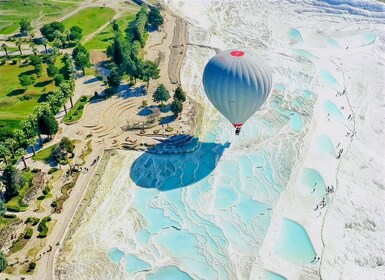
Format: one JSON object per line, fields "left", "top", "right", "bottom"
{"left": 6, "top": 205, "right": 21, "bottom": 212}
{"left": 42, "top": 187, "right": 50, "bottom": 195}
{"left": 78, "top": 104, "right": 84, "bottom": 110}
{"left": 165, "top": 126, "right": 174, "bottom": 132}
{"left": 48, "top": 167, "right": 58, "bottom": 174}
{"left": 18, "top": 95, "right": 32, "bottom": 101}
{"left": 37, "top": 216, "right": 51, "bottom": 238}
{"left": 3, "top": 213, "right": 16, "bottom": 219}
{"left": 142, "top": 100, "right": 148, "bottom": 107}
{"left": 25, "top": 217, "right": 40, "bottom": 225}
{"left": 27, "top": 262, "right": 36, "bottom": 272}
{"left": 31, "top": 168, "right": 41, "bottom": 173}
{"left": 24, "top": 228, "right": 33, "bottom": 239}
{"left": 80, "top": 96, "right": 87, "bottom": 102}
{"left": 50, "top": 201, "right": 57, "bottom": 208}
{"left": 37, "top": 195, "right": 45, "bottom": 201}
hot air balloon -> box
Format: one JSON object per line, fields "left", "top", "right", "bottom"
{"left": 202, "top": 49, "right": 272, "bottom": 135}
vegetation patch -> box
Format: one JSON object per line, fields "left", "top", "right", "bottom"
{"left": 0, "top": 0, "right": 83, "bottom": 34}
{"left": 84, "top": 11, "right": 137, "bottom": 50}
{"left": 37, "top": 216, "right": 51, "bottom": 238}
{"left": 0, "top": 60, "right": 57, "bottom": 130}
{"left": 63, "top": 7, "right": 116, "bottom": 37}
{"left": 63, "top": 95, "right": 91, "bottom": 124}
{"left": 32, "top": 144, "right": 57, "bottom": 163}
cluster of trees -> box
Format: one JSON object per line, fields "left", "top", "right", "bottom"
{"left": 0, "top": 251, "right": 7, "bottom": 273}
{"left": 40, "top": 21, "right": 83, "bottom": 48}
{"left": 106, "top": 7, "right": 164, "bottom": 92}
{"left": 152, "top": 85, "right": 186, "bottom": 116}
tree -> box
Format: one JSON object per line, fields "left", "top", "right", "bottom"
{"left": 60, "top": 80, "right": 75, "bottom": 108}
{"left": 15, "top": 39, "right": 23, "bottom": 55}
{"left": 47, "top": 91, "right": 64, "bottom": 114}
{"left": 54, "top": 74, "right": 64, "bottom": 87}
{"left": 28, "top": 114, "right": 42, "bottom": 145}
{"left": 72, "top": 44, "right": 90, "bottom": 75}
{"left": 0, "top": 251, "right": 7, "bottom": 272}
{"left": 147, "top": 7, "right": 164, "bottom": 30}
{"left": 37, "top": 113, "right": 59, "bottom": 139}
{"left": 19, "top": 74, "right": 36, "bottom": 89}
{"left": 171, "top": 99, "right": 183, "bottom": 116}
{"left": 35, "top": 63, "right": 43, "bottom": 77}
{"left": 54, "top": 137, "right": 74, "bottom": 163}
{"left": 2, "top": 164, "right": 19, "bottom": 200}
{"left": 173, "top": 86, "right": 186, "bottom": 103}
{"left": 111, "top": 19, "right": 119, "bottom": 32}
{"left": 69, "top": 26, "right": 83, "bottom": 43}
{"left": 30, "top": 55, "right": 42, "bottom": 66}
{"left": 47, "top": 64, "right": 59, "bottom": 78}
{"left": 1, "top": 43, "right": 8, "bottom": 58}
{"left": 41, "top": 38, "right": 49, "bottom": 54}
{"left": 107, "top": 66, "right": 121, "bottom": 93}
{"left": 40, "top": 21, "right": 65, "bottom": 42}
{"left": 0, "top": 143, "right": 10, "bottom": 165}
{"left": 20, "top": 120, "right": 35, "bottom": 139}
{"left": 153, "top": 84, "right": 170, "bottom": 105}
{"left": 4, "top": 138, "right": 17, "bottom": 159}
{"left": 140, "top": 60, "right": 160, "bottom": 88}
{"left": 30, "top": 41, "right": 38, "bottom": 55}
{"left": 19, "top": 18, "right": 33, "bottom": 35}
{"left": 26, "top": 137, "right": 37, "bottom": 156}
{"left": 16, "top": 148, "right": 27, "bottom": 169}
{"left": 13, "top": 129, "right": 26, "bottom": 147}
{"left": 0, "top": 201, "right": 6, "bottom": 217}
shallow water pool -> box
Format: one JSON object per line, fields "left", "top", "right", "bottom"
{"left": 289, "top": 28, "right": 303, "bottom": 42}
{"left": 319, "top": 69, "right": 337, "bottom": 86}
{"left": 264, "top": 270, "right": 287, "bottom": 280}
{"left": 275, "top": 218, "right": 316, "bottom": 264}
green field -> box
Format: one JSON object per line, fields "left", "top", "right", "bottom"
{"left": 32, "top": 143, "right": 57, "bottom": 162}
{"left": 0, "top": 59, "right": 57, "bottom": 129}
{"left": 84, "top": 12, "right": 138, "bottom": 50}
{"left": 63, "top": 7, "right": 116, "bottom": 38}
{"left": 0, "top": 0, "right": 85, "bottom": 35}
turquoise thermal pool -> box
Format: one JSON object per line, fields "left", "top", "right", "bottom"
{"left": 275, "top": 218, "right": 316, "bottom": 264}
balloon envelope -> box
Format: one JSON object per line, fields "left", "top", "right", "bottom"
{"left": 202, "top": 49, "right": 272, "bottom": 128}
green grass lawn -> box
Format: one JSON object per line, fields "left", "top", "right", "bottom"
{"left": 0, "top": 0, "right": 85, "bottom": 35}
{"left": 84, "top": 11, "right": 138, "bottom": 50}
{"left": 63, "top": 7, "right": 116, "bottom": 38}
{"left": 32, "top": 143, "right": 57, "bottom": 162}
{"left": 63, "top": 95, "right": 91, "bottom": 124}
{"left": 0, "top": 59, "right": 57, "bottom": 130}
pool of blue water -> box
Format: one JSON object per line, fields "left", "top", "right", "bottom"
{"left": 264, "top": 270, "right": 287, "bottom": 280}
{"left": 303, "top": 90, "right": 313, "bottom": 98}
{"left": 316, "top": 134, "right": 336, "bottom": 156}
{"left": 326, "top": 37, "right": 339, "bottom": 48}
{"left": 288, "top": 28, "right": 303, "bottom": 42}
{"left": 107, "top": 247, "right": 125, "bottom": 264}
{"left": 290, "top": 113, "right": 303, "bottom": 132}
{"left": 125, "top": 254, "right": 151, "bottom": 273}
{"left": 324, "top": 100, "right": 344, "bottom": 120}
{"left": 319, "top": 69, "right": 337, "bottom": 85}
{"left": 275, "top": 218, "right": 316, "bottom": 264}
{"left": 300, "top": 168, "right": 327, "bottom": 197}
{"left": 364, "top": 32, "right": 376, "bottom": 44}
{"left": 146, "top": 266, "right": 193, "bottom": 280}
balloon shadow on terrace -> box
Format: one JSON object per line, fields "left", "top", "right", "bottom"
{"left": 130, "top": 135, "right": 230, "bottom": 191}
